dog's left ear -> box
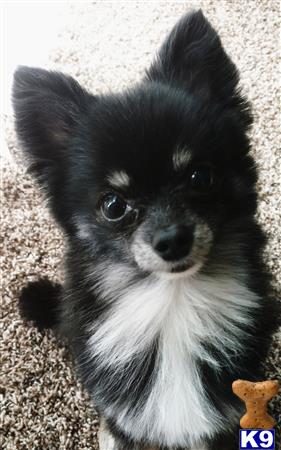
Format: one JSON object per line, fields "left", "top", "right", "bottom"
{"left": 146, "top": 10, "right": 246, "bottom": 109}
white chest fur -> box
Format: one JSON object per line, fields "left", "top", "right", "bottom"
{"left": 88, "top": 268, "right": 260, "bottom": 447}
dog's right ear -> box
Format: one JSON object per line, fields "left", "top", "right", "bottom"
{"left": 13, "top": 66, "right": 94, "bottom": 192}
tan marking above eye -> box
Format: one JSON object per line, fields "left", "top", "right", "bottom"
{"left": 172, "top": 147, "right": 191, "bottom": 171}
{"left": 107, "top": 170, "right": 130, "bottom": 189}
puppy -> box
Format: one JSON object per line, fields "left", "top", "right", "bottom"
{"left": 13, "top": 10, "right": 280, "bottom": 450}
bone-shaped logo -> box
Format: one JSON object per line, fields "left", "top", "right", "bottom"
{"left": 232, "top": 379, "right": 279, "bottom": 429}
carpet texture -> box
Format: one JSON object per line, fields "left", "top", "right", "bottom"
{"left": 1, "top": 1, "right": 280, "bottom": 449}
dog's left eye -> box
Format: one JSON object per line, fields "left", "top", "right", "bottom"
{"left": 101, "top": 194, "right": 129, "bottom": 221}
{"left": 189, "top": 166, "right": 214, "bottom": 191}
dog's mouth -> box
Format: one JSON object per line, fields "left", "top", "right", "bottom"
{"left": 157, "top": 259, "right": 202, "bottom": 279}
{"left": 131, "top": 223, "right": 212, "bottom": 279}
{"left": 170, "top": 260, "right": 194, "bottom": 273}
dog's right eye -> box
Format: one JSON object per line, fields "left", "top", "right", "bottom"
{"left": 100, "top": 194, "right": 130, "bottom": 221}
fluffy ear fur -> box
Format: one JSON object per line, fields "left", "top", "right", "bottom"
{"left": 13, "top": 66, "right": 94, "bottom": 229}
{"left": 146, "top": 10, "right": 251, "bottom": 124}
{"left": 13, "top": 66, "right": 93, "bottom": 189}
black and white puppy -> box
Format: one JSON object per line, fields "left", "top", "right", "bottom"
{"left": 13, "top": 10, "right": 280, "bottom": 450}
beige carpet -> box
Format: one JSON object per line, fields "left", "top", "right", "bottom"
{"left": 1, "top": 1, "right": 280, "bottom": 449}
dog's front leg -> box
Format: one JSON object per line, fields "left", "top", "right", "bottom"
{"left": 98, "top": 418, "right": 159, "bottom": 450}
{"left": 99, "top": 418, "right": 119, "bottom": 450}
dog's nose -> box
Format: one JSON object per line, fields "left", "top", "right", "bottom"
{"left": 152, "top": 224, "right": 194, "bottom": 261}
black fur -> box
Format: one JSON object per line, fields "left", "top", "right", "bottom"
{"left": 19, "top": 279, "right": 61, "bottom": 330}
{"left": 13, "top": 10, "right": 280, "bottom": 450}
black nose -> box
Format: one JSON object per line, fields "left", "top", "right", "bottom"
{"left": 152, "top": 224, "right": 194, "bottom": 262}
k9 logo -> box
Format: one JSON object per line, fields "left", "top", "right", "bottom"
{"left": 239, "top": 429, "right": 275, "bottom": 449}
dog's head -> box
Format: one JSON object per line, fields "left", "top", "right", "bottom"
{"left": 13, "top": 10, "right": 257, "bottom": 279}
